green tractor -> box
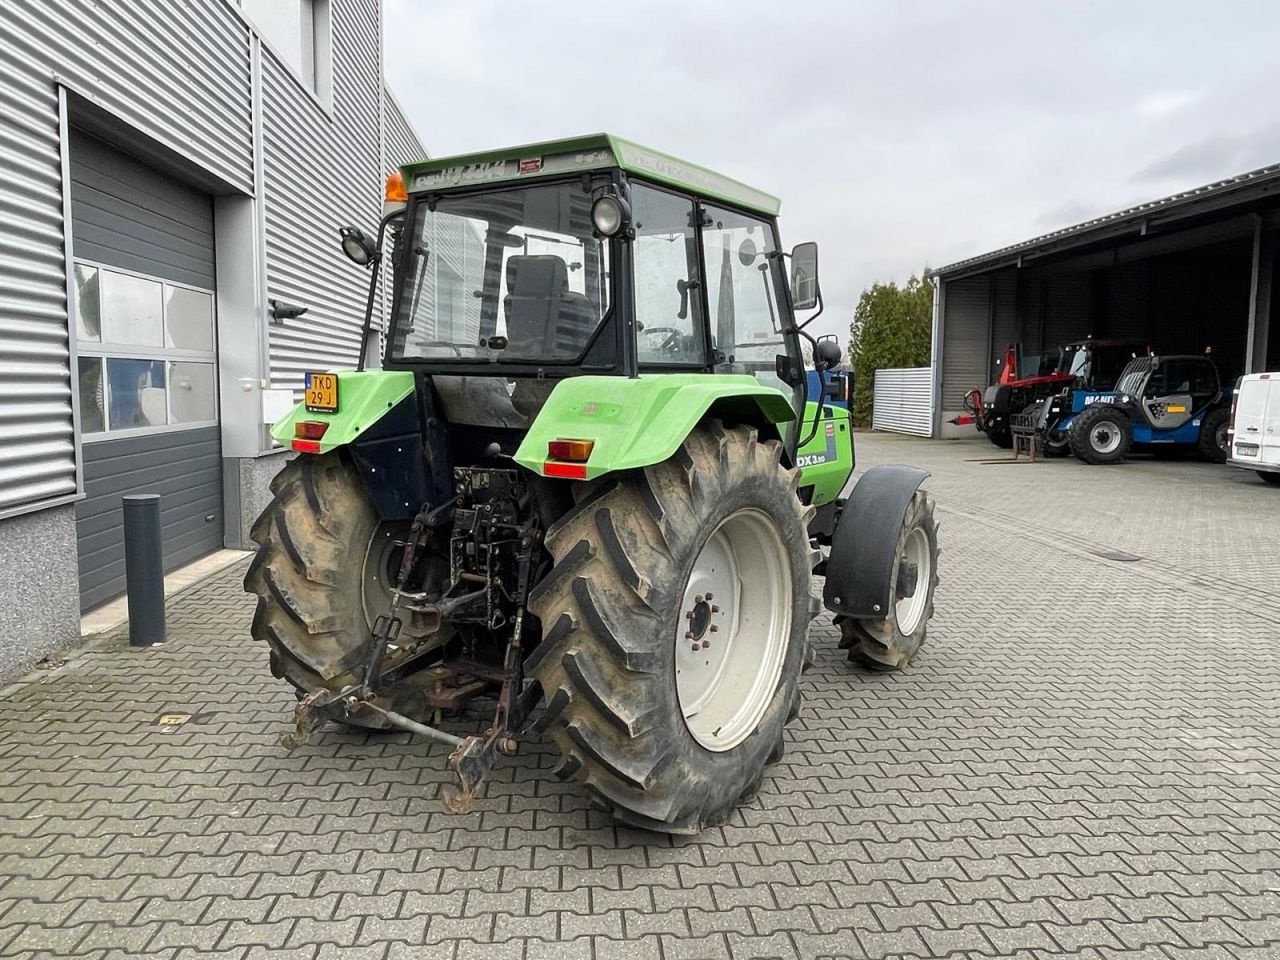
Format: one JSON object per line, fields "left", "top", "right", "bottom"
{"left": 245, "top": 135, "right": 939, "bottom": 832}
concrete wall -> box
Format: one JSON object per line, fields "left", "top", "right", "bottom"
{"left": 0, "top": 507, "right": 81, "bottom": 677}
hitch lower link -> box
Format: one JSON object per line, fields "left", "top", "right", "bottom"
{"left": 282, "top": 679, "right": 512, "bottom": 815}
{"left": 281, "top": 532, "right": 537, "bottom": 813}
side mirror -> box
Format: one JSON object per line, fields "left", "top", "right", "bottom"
{"left": 814, "top": 338, "right": 842, "bottom": 371}
{"left": 339, "top": 225, "right": 378, "bottom": 266}
{"left": 790, "top": 241, "right": 820, "bottom": 310}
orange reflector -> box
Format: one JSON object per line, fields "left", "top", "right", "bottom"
{"left": 543, "top": 461, "right": 588, "bottom": 480}
{"left": 295, "top": 420, "right": 329, "bottom": 440}
{"left": 292, "top": 439, "right": 322, "bottom": 454}
{"left": 385, "top": 170, "right": 408, "bottom": 203}
{"left": 547, "top": 439, "right": 593, "bottom": 462}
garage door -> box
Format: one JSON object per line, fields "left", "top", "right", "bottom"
{"left": 70, "top": 130, "right": 222, "bottom": 612}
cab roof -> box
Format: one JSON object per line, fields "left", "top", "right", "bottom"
{"left": 400, "top": 134, "right": 781, "bottom": 217}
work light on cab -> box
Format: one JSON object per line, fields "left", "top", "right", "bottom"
{"left": 591, "top": 194, "right": 627, "bottom": 236}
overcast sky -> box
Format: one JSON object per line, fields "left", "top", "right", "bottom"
{"left": 385, "top": 0, "right": 1280, "bottom": 342}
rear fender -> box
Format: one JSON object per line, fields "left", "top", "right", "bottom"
{"left": 822, "top": 465, "right": 929, "bottom": 619}
{"left": 269, "top": 370, "right": 416, "bottom": 453}
{"left": 513, "top": 374, "right": 796, "bottom": 480}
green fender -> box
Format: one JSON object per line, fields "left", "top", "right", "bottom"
{"left": 268, "top": 370, "right": 415, "bottom": 452}
{"left": 794, "top": 401, "right": 855, "bottom": 506}
{"left": 514, "top": 374, "right": 796, "bottom": 480}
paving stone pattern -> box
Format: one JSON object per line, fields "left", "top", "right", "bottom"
{"left": 2, "top": 433, "right": 1279, "bottom": 959}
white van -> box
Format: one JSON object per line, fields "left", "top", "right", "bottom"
{"left": 1228, "top": 373, "right": 1280, "bottom": 485}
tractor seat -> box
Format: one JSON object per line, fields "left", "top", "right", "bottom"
{"left": 503, "top": 255, "right": 595, "bottom": 359}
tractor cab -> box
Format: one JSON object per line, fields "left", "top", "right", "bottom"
{"left": 1113, "top": 354, "right": 1222, "bottom": 431}
{"left": 333, "top": 135, "right": 853, "bottom": 507}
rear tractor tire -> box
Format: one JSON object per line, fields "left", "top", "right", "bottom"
{"left": 525, "top": 423, "right": 820, "bottom": 834}
{"left": 1069, "top": 404, "right": 1132, "bottom": 465}
{"left": 839, "top": 490, "right": 940, "bottom": 670}
{"left": 244, "top": 453, "right": 446, "bottom": 728}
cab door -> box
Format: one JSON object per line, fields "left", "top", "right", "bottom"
{"left": 1141, "top": 358, "right": 1216, "bottom": 430}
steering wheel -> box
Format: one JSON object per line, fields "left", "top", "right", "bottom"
{"left": 638, "top": 325, "right": 682, "bottom": 354}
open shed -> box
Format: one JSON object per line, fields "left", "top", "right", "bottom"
{"left": 929, "top": 165, "right": 1280, "bottom": 437}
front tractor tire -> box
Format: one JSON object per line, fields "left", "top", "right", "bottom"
{"left": 1069, "top": 404, "right": 1132, "bottom": 465}
{"left": 525, "top": 423, "right": 819, "bottom": 834}
{"left": 244, "top": 453, "right": 442, "bottom": 727}
{"left": 838, "top": 490, "right": 940, "bottom": 670}
{"left": 1199, "top": 408, "right": 1230, "bottom": 463}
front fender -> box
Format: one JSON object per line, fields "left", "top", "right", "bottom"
{"left": 513, "top": 374, "right": 796, "bottom": 480}
{"left": 822, "top": 465, "right": 929, "bottom": 619}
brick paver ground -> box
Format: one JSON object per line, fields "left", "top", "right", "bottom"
{"left": 2, "top": 432, "right": 1279, "bottom": 959}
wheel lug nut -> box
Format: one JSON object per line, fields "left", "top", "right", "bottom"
{"left": 705, "top": 592, "right": 713, "bottom": 601}
{"left": 686, "top": 611, "right": 694, "bottom": 620}
{"left": 684, "top": 631, "right": 694, "bottom": 639}
{"left": 700, "top": 640, "right": 710, "bottom": 650}
{"left": 709, "top": 625, "right": 718, "bottom": 633}
{"left": 694, "top": 594, "right": 703, "bottom": 604}
{"left": 711, "top": 604, "right": 720, "bottom": 613}
{"left": 691, "top": 644, "right": 700, "bottom": 652}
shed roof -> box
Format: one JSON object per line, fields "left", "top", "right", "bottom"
{"left": 933, "top": 161, "right": 1280, "bottom": 278}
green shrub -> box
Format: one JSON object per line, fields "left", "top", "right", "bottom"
{"left": 849, "top": 270, "right": 934, "bottom": 427}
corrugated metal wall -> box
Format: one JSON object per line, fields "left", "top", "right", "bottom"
{"left": 872, "top": 367, "right": 933, "bottom": 436}
{"left": 0, "top": 0, "right": 252, "bottom": 516}
{"left": 384, "top": 92, "right": 422, "bottom": 169}
{"left": 262, "top": 0, "right": 424, "bottom": 390}
{"left": 940, "top": 276, "right": 990, "bottom": 411}
{"left": 990, "top": 269, "right": 1018, "bottom": 380}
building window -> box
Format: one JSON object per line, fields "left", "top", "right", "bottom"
{"left": 74, "top": 263, "right": 218, "bottom": 440}
{"left": 241, "top": 0, "right": 332, "bottom": 103}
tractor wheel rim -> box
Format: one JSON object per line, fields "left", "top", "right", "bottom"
{"left": 1090, "top": 422, "right": 1122, "bottom": 454}
{"left": 675, "top": 508, "right": 791, "bottom": 752}
{"left": 895, "top": 526, "right": 931, "bottom": 635}
{"left": 1215, "top": 423, "right": 1229, "bottom": 454}
{"left": 362, "top": 522, "right": 433, "bottom": 642}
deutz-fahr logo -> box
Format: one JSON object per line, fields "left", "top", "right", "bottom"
{"left": 414, "top": 160, "right": 508, "bottom": 188}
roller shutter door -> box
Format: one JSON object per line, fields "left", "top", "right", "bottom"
{"left": 940, "top": 276, "right": 990, "bottom": 411}
{"left": 70, "top": 130, "right": 222, "bottom": 611}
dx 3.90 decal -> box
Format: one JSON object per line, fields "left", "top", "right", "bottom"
{"left": 797, "top": 421, "right": 838, "bottom": 469}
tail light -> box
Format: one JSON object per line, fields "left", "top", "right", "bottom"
{"left": 545, "top": 438, "right": 594, "bottom": 480}
{"left": 547, "top": 439, "right": 593, "bottom": 462}
{"left": 292, "top": 420, "right": 328, "bottom": 453}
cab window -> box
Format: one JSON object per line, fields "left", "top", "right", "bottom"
{"left": 699, "top": 203, "right": 794, "bottom": 395}
{"left": 632, "top": 184, "right": 705, "bottom": 365}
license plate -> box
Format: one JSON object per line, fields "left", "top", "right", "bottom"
{"left": 304, "top": 372, "right": 338, "bottom": 412}
{"left": 1235, "top": 442, "right": 1259, "bottom": 457}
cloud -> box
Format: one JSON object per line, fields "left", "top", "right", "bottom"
{"left": 1136, "top": 90, "right": 1200, "bottom": 119}
{"left": 1131, "top": 123, "right": 1280, "bottom": 184}
{"left": 385, "top": 0, "right": 1280, "bottom": 342}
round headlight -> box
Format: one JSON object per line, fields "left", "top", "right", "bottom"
{"left": 591, "top": 195, "right": 625, "bottom": 236}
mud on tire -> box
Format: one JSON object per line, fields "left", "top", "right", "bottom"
{"left": 525, "top": 422, "right": 820, "bottom": 834}
{"left": 243, "top": 453, "right": 439, "bottom": 727}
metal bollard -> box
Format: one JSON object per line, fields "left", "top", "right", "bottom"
{"left": 122, "top": 494, "right": 165, "bottom": 647}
